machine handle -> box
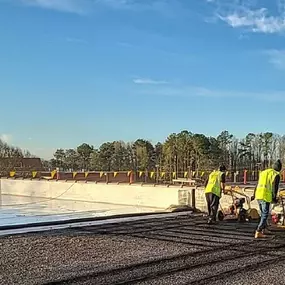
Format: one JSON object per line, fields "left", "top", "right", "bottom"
{"left": 243, "top": 187, "right": 255, "bottom": 193}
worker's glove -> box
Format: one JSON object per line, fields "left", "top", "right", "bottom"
{"left": 250, "top": 196, "right": 255, "bottom": 201}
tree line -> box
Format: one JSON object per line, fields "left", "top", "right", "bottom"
{"left": 48, "top": 131, "right": 285, "bottom": 174}
{"left": 0, "top": 138, "right": 36, "bottom": 171}
{"left": 0, "top": 138, "right": 34, "bottom": 158}
{"left": 1, "top": 131, "right": 284, "bottom": 174}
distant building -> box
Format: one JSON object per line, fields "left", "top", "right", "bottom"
{"left": 0, "top": 157, "right": 44, "bottom": 171}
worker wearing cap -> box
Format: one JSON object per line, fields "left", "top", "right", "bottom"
{"left": 204, "top": 165, "right": 226, "bottom": 224}
{"left": 252, "top": 160, "right": 282, "bottom": 238}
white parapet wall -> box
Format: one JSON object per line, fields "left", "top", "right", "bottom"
{"left": 0, "top": 179, "right": 189, "bottom": 210}
{"left": 1, "top": 178, "right": 282, "bottom": 215}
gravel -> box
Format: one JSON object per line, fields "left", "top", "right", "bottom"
{"left": 0, "top": 215, "right": 284, "bottom": 285}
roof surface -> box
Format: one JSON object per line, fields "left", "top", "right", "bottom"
{"left": 1, "top": 214, "right": 285, "bottom": 284}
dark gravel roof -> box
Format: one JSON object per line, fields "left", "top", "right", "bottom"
{"left": 0, "top": 214, "right": 285, "bottom": 285}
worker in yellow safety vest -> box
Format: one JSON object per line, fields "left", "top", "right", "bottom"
{"left": 204, "top": 165, "right": 226, "bottom": 224}
{"left": 252, "top": 160, "right": 282, "bottom": 238}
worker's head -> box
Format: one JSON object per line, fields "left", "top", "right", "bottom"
{"left": 273, "top": 159, "right": 282, "bottom": 172}
{"left": 219, "top": 165, "right": 226, "bottom": 172}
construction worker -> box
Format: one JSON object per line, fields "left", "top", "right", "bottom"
{"left": 252, "top": 159, "right": 282, "bottom": 238}
{"left": 204, "top": 165, "right": 226, "bottom": 224}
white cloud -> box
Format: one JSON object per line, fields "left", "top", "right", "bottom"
{"left": 96, "top": 0, "right": 133, "bottom": 9}
{"left": 117, "top": 42, "right": 134, "bottom": 48}
{"left": 264, "top": 49, "right": 285, "bottom": 69}
{"left": 15, "top": 0, "right": 178, "bottom": 16}
{"left": 219, "top": 8, "right": 285, "bottom": 33}
{"left": 20, "top": 0, "right": 90, "bottom": 14}
{"left": 208, "top": 0, "right": 285, "bottom": 34}
{"left": 66, "top": 37, "right": 88, "bottom": 44}
{"left": 133, "top": 77, "right": 169, "bottom": 85}
{"left": 98, "top": 0, "right": 167, "bottom": 10}
{"left": 0, "top": 134, "right": 13, "bottom": 144}
{"left": 138, "top": 84, "right": 285, "bottom": 102}
{"left": 97, "top": 0, "right": 183, "bottom": 18}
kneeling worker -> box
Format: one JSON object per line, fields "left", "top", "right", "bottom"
{"left": 205, "top": 165, "right": 226, "bottom": 224}
{"left": 252, "top": 159, "right": 282, "bottom": 238}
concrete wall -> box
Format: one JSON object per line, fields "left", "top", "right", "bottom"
{"left": 0, "top": 179, "right": 186, "bottom": 210}
{"left": 1, "top": 178, "right": 282, "bottom": 215}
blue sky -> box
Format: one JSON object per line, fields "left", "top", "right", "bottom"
{"left": 0, "top": 0, "right": 285, "bottom": 159}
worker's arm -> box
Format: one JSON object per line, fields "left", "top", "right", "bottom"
{"left": 221, "top": 173, "right": 226, "bottom": 193}
{"left": 204, "top": 177, "right": 208, "bottom": 187}
{"left": 272, "top": 174, "right": 281, "bottom": 203}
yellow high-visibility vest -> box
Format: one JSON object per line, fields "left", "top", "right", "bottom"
{"left": 255, "top": 168, "right": 279, "bottom": 203}
{"left": 205, "top": 170, "right": 223, "bottom": 197}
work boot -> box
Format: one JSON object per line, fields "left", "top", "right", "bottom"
{"left": 254, "top": 231, "right": 266, "bottom": 238}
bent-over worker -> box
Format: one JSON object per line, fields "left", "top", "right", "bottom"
{"left": 252, "top": 159, "right": 282, "bottom": 238}
{"left": 204, "top": 165, "right": 226, "bottom": 224}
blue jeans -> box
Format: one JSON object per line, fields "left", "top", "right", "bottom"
{"left": 257, "top": 200, "right": 270, "bottom": 232}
